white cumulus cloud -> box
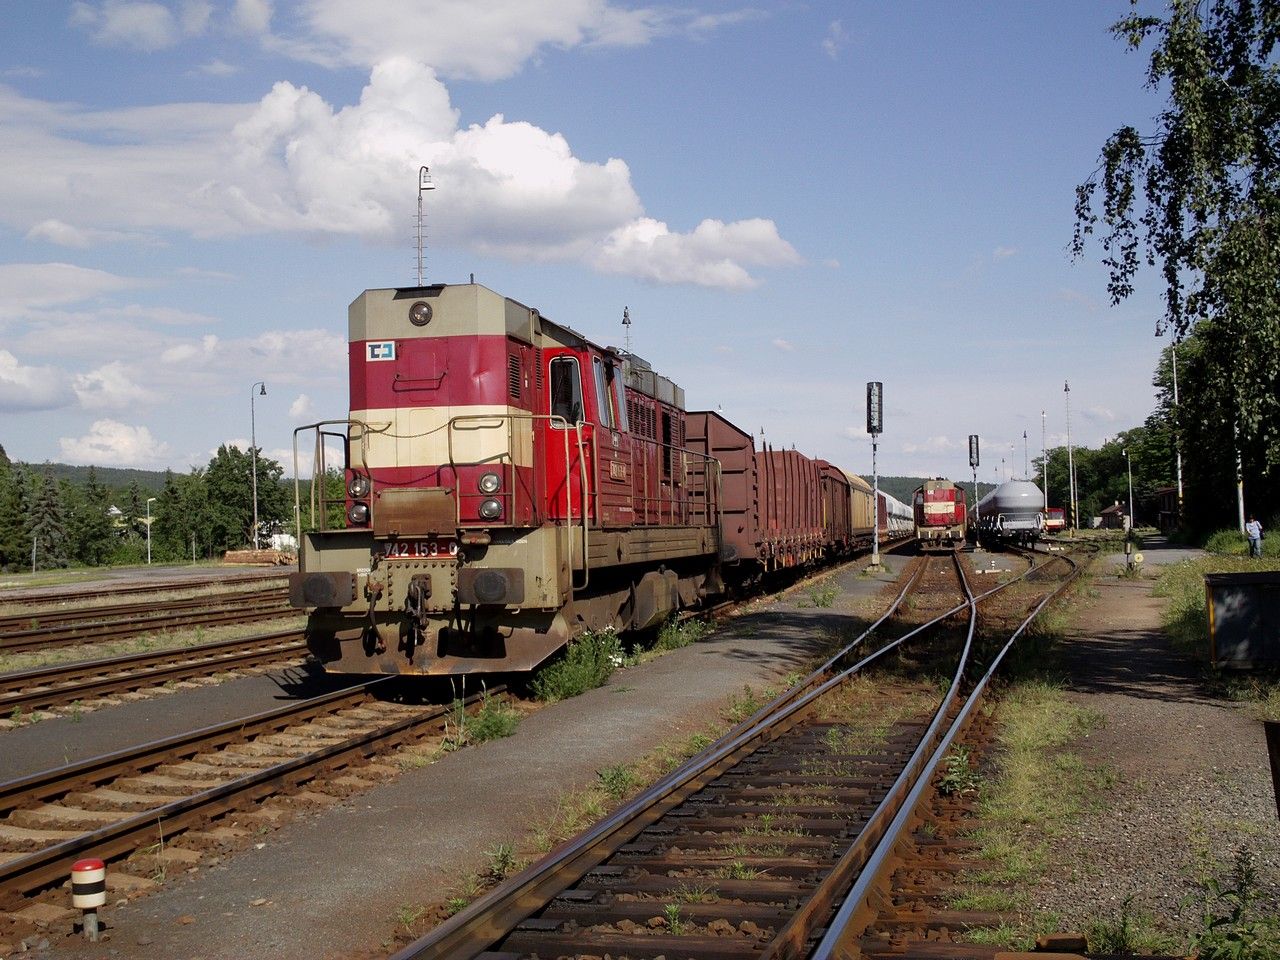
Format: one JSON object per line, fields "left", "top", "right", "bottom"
{"left": 0, "top": 350, "right": 74, "bottom": 412}
{"left": 60, "top": 419, "right": 172, "bottom": 466}
{"left": 70, "top": 0, "right": 209, "bottom": 50}
{"left": 73, "top": 361, "right": 162, "bottom": 410}
{"left": 0, "top": 59, "right": 798, "bottom": 290}
{"left": 772, "top": 338, "right": 794, "bottom": 352}
{"left": 822, "top": 20, "right": 848, "bottom": 59}
{"left": 288, "top": 393, "right": 314, "bottom": 419}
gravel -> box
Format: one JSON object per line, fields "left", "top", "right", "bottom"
{"left": 1028, "top": 555, "right": 1280, "bottom": 942}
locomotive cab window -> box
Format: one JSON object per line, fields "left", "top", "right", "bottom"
{"left": 592, "top": 356, "right": 615, "bottom": 430}
{"left": 609, "top": 363, "right": 629, "bottom": 432}
{"left": 549, "top": 356, "right": 584, "bottom": 428}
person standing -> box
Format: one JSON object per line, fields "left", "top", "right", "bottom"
{"left": 1245, "top": 515, "right": 1264, "bottom": 558}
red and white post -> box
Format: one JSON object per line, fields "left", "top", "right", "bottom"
{"left": 71, "top": 858, "right": 106, "bottom": 941}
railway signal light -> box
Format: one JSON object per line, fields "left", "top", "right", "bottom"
{"left": 968, "top": 434, "right": 979, "bottom": 469}
{"left": 866, "top": 382, "right": 883, "bottom": 435}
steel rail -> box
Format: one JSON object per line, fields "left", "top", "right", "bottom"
{"left": 0, "top": 682, "right": 499, "bottom": 899}
{"left": 0, "top": 574, "right": 288, "bottom": 609}
{"left": 811, "top": 549, "right": 1083, "bottom": 957}
{"left": 0, "top": 587, "right": 287, "bottom": 635}
{"left": 759, "top": 549, "right": 979, "bottom": 959}
{"left": 389, "top": 552, "right": 994, "bottom": 960}
{"left": 0, "top": 628, "right": 307, "bottom": 713}
{"left": 0, "top": 599, "right": 296, "bottom": 654}
{"left": 0, "top": 677, "right": 386, "bottom": 814}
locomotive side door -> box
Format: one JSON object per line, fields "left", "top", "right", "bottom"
{"left": 543, "top": 351, "right": 594, "bottom": 522}
{"left": 591, "top": 355, "right": 634, "bottom": 527}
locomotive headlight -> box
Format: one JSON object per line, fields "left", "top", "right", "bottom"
{"left": 478, "top": 498, "right": 503, "bottom": 521}
{"left": 478, "top": 472, "right": 502, "bottom": 494}
{"left": 347, "top": 474, "right": 371, "bottom": 499}
{"left": 347, "top": 502, "right": 370, "bottom": 526}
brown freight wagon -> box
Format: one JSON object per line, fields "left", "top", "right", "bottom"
{"left": 817, "top": 461, "right": 853, "bottom": 555}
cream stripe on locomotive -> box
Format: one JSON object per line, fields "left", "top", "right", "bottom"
{"left": 349, "top": 404, "right": 535, "bottom": 470}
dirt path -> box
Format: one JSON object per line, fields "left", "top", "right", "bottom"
{"left": 1033, "top": 562, "right": 1279, "bottom": 940}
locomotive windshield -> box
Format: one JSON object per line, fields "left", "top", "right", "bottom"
{"left": 550, "top": 356, "right": 583, "bottom": 427}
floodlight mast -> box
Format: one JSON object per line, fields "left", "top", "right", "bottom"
{"left": 416, "top": 166, "right": 435, "bottom": 286}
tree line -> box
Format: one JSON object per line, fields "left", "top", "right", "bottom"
{"left": 1070, "top": 0, "right": 1280, "bottom": 536}
{"left": 0, "top": 444, "right": 292, "bottom": 572}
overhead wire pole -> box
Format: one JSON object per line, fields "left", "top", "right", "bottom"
{"left": 1041, "top": 410, "right": 1048, "bottom": 511}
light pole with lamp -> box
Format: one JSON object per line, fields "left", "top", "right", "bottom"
{"left": 1065, "top": 381, "right": 1077, "bottom": 535}
{"left": 251, "top": 381, "right": 266, "bottom": 551}
{"left": 1122, "top": 448, "right": 1134, "bottom": 532}
{"left": 146, "top": 497, "right": 157, "bottom": 564}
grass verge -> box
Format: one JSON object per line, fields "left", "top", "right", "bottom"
{"left": 957, "top": 680, "right": 1113, "bottom": 949}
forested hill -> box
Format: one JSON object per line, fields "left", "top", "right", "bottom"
{"left": 16, "top": 461, "right": 168, "bottom": 492}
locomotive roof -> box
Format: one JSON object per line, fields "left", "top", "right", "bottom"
{"left": 359, "top": 282, "right": 685, "bottom": 409}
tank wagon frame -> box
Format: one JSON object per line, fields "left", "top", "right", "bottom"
{"left": 289, "top": 282, "right": 909, "bottom": 678}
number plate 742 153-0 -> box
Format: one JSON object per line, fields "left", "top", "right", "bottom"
{"left": 381, "top": 540, "right": 458, "bottom": 559}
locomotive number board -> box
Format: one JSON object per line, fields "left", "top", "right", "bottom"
{"left": 381, "top": 539, "right": 460, "bottom": 559}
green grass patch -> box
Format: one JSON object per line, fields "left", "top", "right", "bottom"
{"left": 961, "top": 680, "right": 1111, "bottom": 945}
{"left": 530, "top": 628, "right": 623, "bottom": 702}
{"left": 442, "top": 690, "right": 520, "bottom": 750}
{"left": 654, "top": 616, "right": 710, "bottom": 651}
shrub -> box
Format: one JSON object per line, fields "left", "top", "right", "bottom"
{"left": 531, "top": 628, "right": 623, "bottom": 702}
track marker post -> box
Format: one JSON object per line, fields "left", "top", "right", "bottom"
{"left": 867, "top": 382, "right": 883, "bottom": 572}
{"left": 72, "top": 858, "right": 106, "bottom": 941}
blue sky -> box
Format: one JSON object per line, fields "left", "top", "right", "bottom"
{"left": 0, "top": 1, "right": 1172, "bottom": 483}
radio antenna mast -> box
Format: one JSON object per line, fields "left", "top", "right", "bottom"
{"left": 416, "top": 166, "right": 435, "bottom": 286}
{"left": 622, "top": 306, "right": 632, "bottom": 353}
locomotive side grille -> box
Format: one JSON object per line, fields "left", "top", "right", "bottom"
{"left": 535, "top": 349, "right": 543, "bottom": 390}
{"left": 508, "top": 354, "right": 521, "bottom": 399}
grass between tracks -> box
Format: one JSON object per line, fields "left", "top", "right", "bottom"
{"left": 953, "top": 680, "right": 1117, "bottom": 950}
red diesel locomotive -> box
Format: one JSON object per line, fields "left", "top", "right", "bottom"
{"left": 289, "top": 282, "right": 905, "bottom": 676}
{"left": 912, "top": 478, "right": 968, "bottom": 548}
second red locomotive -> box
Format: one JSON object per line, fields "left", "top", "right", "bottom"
{"left": 912, "top": 478, "right": 968, "bottom": 548}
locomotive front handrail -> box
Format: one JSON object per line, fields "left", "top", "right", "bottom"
{"left": 447, "top": 411, "right": 591, "bottom": 592}
{"left": 292, "top": 418, "right": 390, "bottom": 544}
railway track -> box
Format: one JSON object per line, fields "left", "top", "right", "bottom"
{"left": 0, "top": 572, "right": 287, "bottom": 610}
{"left": 0, "top": 627, "right": 308, "bottom": 715}
{"left": 389, "top": 545, "right": 1080, "bottom": 959}
{"left": 0, "top": 588, "right": 292, "bottom": 654}
{"left": 0, "top": 681, "right": 497, "bottom": 907}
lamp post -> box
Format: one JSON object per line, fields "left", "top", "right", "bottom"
{"left": 1041, "top": 410, "right": 1048, "bottom": 511}
{"left": 251, "top": 381, "right": 266, "bottom": 550}
{"left": 1122, "top": 449, "right": 1134, "bottom": 532}
{"left": 146, "top": 497, "right": 156, "bottom": 564}
{"left": 1065, "top": 381, "right": 1077, "bottom": 535}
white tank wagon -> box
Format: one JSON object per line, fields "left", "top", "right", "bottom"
{"left": 973, "top": 479, "right": 1044, "bottom": 544}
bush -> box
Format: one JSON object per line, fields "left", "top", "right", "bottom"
{"left": 1204, "top": 527, "right": 1280, "bottom": 557}
{"left": 531, "top": 628, "right": 623, "bottom": 702}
